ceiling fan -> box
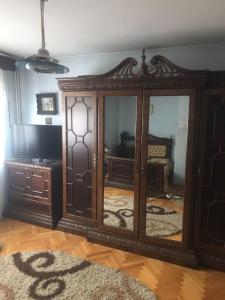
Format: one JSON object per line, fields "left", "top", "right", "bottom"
{"left": 15, "top": 0, "right": 69, "bottom": 74}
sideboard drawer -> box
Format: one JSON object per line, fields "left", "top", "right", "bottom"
{"left": 4, "top": 160, "right": 62, "bottom": 228}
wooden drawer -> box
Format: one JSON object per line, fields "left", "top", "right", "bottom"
{"left": 8, "top": 166, "right": 50, "bottom": 201}
{"left": 4, "top": 160, "right": 62, "bottom": 229}
{"left": 111, "top": 160, "right": 134, "bottom": 182}
{"left": 9, "top": 196, "right": 52, "bottom": 215}
{"left": 106, "top": 157, "right": 134, "bottom": 189}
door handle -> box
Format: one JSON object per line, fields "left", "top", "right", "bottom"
{"left": 93, "top": 153, "right": 97, "bottom": 169}
{"left": 141, "top": 166, "right": 145, "bottom": 172}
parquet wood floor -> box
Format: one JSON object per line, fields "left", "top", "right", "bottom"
{"left": 0, "top": 218, "right": 225, "bottom": 300}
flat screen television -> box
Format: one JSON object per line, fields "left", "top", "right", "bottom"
{"left": 11, "top": 124, "right": 62, "bottom": 161}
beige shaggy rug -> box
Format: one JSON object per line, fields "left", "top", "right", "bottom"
{"left": 0, "top": 251, "right": 157, "bottom": 300}
{"left": 104, "top": 195, "right": 183, "bottom": 237}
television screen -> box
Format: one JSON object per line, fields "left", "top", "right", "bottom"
{"left": 11, "top": 124, "right": 62, "bottom": 160}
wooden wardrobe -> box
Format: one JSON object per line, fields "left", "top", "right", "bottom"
{"left": 57, "top": 51, "right": 225, "bottom": 271}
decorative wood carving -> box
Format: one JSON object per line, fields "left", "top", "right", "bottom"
{"left": 57, "top": 217, "right": 93, "bottom": 236}
{"left": 63, "top": 93, "right": 97, "bottom": 222}
{"left": 58, "top": 50, "right": 208, "bottom": 91}
{"left": 80, "top": 57, "right": 138, "bottom": 80}
{"left": 149, "top": 55, "right": 193, "bottom": 78}
{"left": 5, "top": 160, "right": 54, "bottom": 170}
{"left": 198, "top": 253, "right": 225, "bottom": 272}
{"left": 8, "top": 165, "right": 49, "bottom": 200}
{"left": 196, "top": 94, "right": 225, "bottom": 249}
{"left": 88, "top": 231, "right": 199, "bottom": 268}
{"left": 57, "top": 51, "right": 225, "bottom": 272}
{"left": 57, "top": 218, "right": 198, "bottom": 268}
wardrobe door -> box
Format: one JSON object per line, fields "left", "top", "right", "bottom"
{"left": 195, "top": 90, "right": 225, "bottom": 255}
{"left": 62, "top": 92, "right": 97, "bottom": 224}
{"left": 140, "top": 90, "right": 197, "bottom": 247}
{"left": 97, "top": 91, "right": 142, "bottom": 237}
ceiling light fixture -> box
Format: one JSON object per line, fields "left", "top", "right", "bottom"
{"left": 15, "top": 0, "right": 69, "bottom": 74}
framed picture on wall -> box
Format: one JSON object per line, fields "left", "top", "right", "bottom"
{"left": 36, "top": 93, "right": 57, "bottom": 115}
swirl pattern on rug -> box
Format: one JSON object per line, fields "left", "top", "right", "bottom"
{"left": 104, "top": 195, "right": 183, "bottom": 237}
{"left": 0, "top": 251, "right": 157, "bottom": 300}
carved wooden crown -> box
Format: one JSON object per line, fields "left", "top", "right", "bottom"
{"left": 58, "top": 50, "right": 208, "bottom": 91}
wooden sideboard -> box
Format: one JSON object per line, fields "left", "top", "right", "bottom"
{"left": 146, "top": 162, "right": 165, "bottom": 195}
{"left": 4, "top": 160, "right": 62, "bottom": 228}
{"left": 106, "top": 156, "right": 134, "bottom": 189}
{"left": 106, "top": 156, "right": 165, "bottom": 195}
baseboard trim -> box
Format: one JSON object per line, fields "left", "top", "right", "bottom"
{"left": 57, "top": 216, "right": 199, "bottom": 268}
{"left": 197, "top": 252, "right": 225, "bottom": 272}
{"left": 3, "top": 209, "right": 55, "bottom": 229}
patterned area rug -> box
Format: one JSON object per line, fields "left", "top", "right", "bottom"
{"left": 145, "top": 202, "right": 182, "bottom": 237}
{"left": 0, "top": 251, "right": 157, "bottom": 300}
{"left": 104, "top": 195, "right": 183, "bottom": 237}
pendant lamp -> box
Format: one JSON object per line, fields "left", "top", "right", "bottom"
{"left": 15, "top": 0, "right": 69, "bottom": 74}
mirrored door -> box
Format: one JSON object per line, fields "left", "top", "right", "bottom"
{"left": 140, "top": 92, "right": 192, "bottom": 243}
{"left": 98, "top": 91, "right": 142, "bottom": 236}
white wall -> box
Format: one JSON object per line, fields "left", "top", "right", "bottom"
{"left": 18, "top": 42, "right": 225, "bottom": 125}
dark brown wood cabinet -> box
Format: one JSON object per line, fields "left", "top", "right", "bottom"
{"left": 60, "top": 92, "right": 97, "bottom": 228}
{"left": 4, "top": 160, "right": 62, "bottom": 228}
{"left": 146, "top": 163, "right": 165, "bottom": 195}
{"left": 195, "top": 89, "right": 225, "bottom": 269}
{"left": 106, "top": 156, "right": 134, "bottom": 189}
{"left": 57, "top": 52, "right": 225, "bottom": 271}
{"left": 106, "top": 156, "right": 164, "bottom": 195}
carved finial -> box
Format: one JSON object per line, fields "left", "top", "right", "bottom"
{"left": 139, "top": 49, "right": 148, "bottom": 76}
{"left": 142, "top": 49, "right": 146, "bottom": 64}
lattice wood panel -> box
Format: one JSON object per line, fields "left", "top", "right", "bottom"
{"left": 65, "top": 95, "right": 96, "bottom": 219}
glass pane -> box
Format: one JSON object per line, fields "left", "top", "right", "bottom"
{"left": 103, "top": 96, "right": 137, "bottom": 231}
{"left": 146, "top": 96, "right": 189, "bottom": 241}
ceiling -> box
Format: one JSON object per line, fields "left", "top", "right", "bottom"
{"left": 1, "top": 0, "right": 225, "bottom": 58}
